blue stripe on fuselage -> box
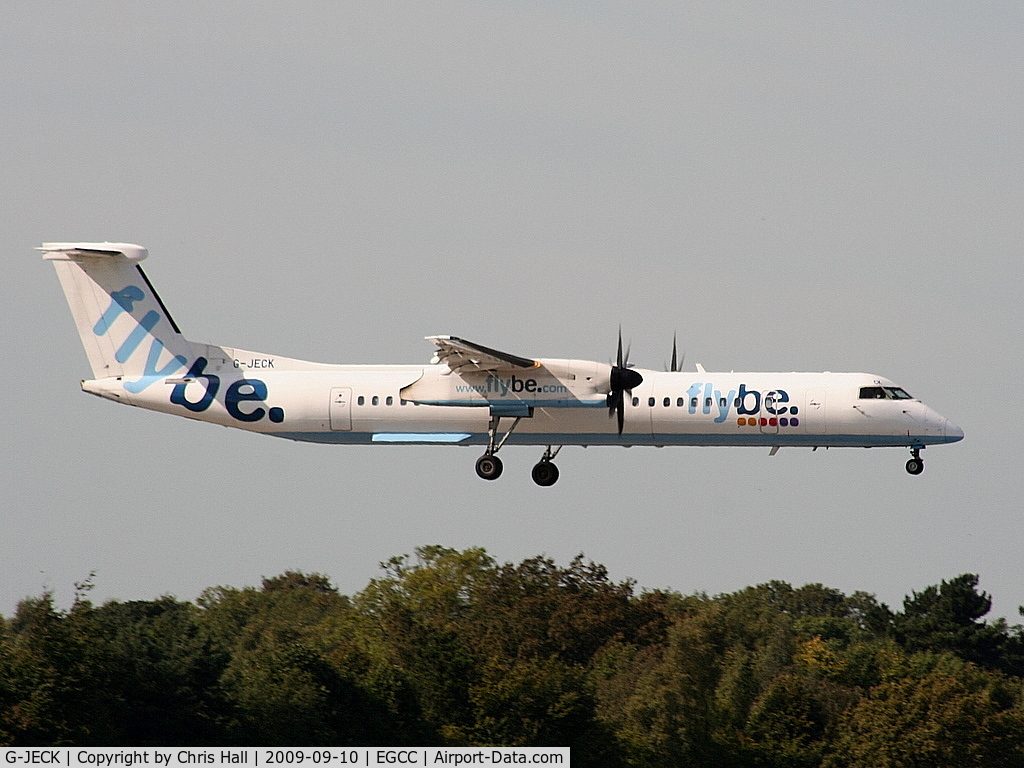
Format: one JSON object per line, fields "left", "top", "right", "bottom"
{"left": 273, "top": 432, "right": 961, "bottom": 448}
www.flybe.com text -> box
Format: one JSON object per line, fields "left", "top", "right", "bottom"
{"left": 456, "top": 375, "right": 568, "bottom": 396}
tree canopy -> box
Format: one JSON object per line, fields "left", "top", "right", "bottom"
{"left": 2, "top": 549, "right": 1023, "bottom": 767}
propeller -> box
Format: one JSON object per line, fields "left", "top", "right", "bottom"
{"left": 668, "top": 332, "right": 685, "bottom": 373}
{"left": 607, "top": 328, "right": 643, "bottom": 434}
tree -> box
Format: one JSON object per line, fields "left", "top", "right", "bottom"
{"left": 356, "top": 547, "right": 495, "bottom": 742}
{"left": 829, "top": 654, "right": 1024, "bottom": 767}
{"left": 4, "top": 556, "right": 1024, "bottom": 760}
{"left": 895, "top": 574, "right": 1013, "bottom": 671}
{"left": 76, "top": 597, "right": 225, "bottom": 745}
{"left": 0, "top": 593, "right": 94, "bottom": 745}
{"left": 199, "top": 571, "right": 421, "bottom": 745}
{"left": 356, "top": 547, "right": 656, "bottom": 757}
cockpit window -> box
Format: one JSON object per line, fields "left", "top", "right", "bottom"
{"left": 859, "top": 386, "right": 886, "bottom": 399}
{"left": 859, "top": 386, "right": 914, "bottom": 400}
{"left": 885, "top": 387, "right": 913, "bottom": 400}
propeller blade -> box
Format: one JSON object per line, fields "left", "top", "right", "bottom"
{"left": 606, "top": 389, "right": 626, "bottom": 434}
{"left": 608, "top": 328, "right": 643, "bottom": 435}
{"left": 668, "top": 333, "right": 686, "bottom": 372}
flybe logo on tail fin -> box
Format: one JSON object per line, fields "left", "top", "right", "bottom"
{"left": 94, "top": 284, "right": 187, "bottom": 393}
{"left": 93, "top": 286, "right": 144, "bottom": 335}
{"left": 95, "top": 284, "right": 286, "bottom": 424}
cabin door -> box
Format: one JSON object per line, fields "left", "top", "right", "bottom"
{"left": 805, "top": 389, "right": 826, "bottom": 436}
{"left": 330, "top": 387, "right": 353, "bottom": 431}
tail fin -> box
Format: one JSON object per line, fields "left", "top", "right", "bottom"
{"left": 41, "top": 242, "right": 194, "bottom": 392}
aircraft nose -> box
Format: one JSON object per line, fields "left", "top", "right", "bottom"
{"left": 944, "top": 418, "right": 964, "bottom": 443}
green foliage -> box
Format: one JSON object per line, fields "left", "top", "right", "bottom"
{"left": 828, "top": 654, "right": 1024, "bottom": 767}
{"left": 0, "top": 593, "right": 85, "bottom": 745}
{"left": 894, "top": 574, "right": 1017, "bottom": 673}
{"left": 198, "top": 571, "right": 425, "bottom": 745}
{"left": 1, "top": 558, "right": 1023, "bottom": 765}
{"left": 354, "top": 545, "right": 657, "bottom": 758}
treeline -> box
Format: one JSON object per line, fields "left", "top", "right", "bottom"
{"left": 2, "top": 547, "right": 1024, "bottom": 766}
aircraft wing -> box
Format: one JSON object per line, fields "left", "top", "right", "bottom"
{"left": 426, "top": 335, "right": 538, "bottom": 373}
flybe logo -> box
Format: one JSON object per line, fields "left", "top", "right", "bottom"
{"left": 685, "top": 383, "right": 800, "bottom": 427}
{"left": 95, "top": 285, "right": 284, "bottom": 424}
{"left": 170, "top": 357, "right": 285, "bottom": 423}
{"left": 93, "top": 286, "right": 188, "bottom": 394}
{"left": 455, "top": 375, "right": 569, "bottom": 396}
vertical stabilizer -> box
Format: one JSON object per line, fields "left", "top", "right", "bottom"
{"left": 40, "top": 243, "right": 194, "bottom": 392}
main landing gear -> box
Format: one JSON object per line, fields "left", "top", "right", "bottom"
{"left": 475, "top": 454, "right": 504, "bottom": 481}
{"left": 906, "top": 447, "right": 925, "bottom": 475}
{"left": 476, "top": 414, "right": 519, "bottom": 482}
{"left": 531, "top": 446, "right": 561, "bottom": 487}
{"left": 475, "top": 415, "right": 562, "bottom": 486}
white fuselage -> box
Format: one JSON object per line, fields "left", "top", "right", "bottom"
{"left": 82, "top": 352, "right": 962, "bottom": 450}
{"left": 41, "top": 241, "right": 962, "bottom": 482}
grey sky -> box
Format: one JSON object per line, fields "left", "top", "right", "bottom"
{"left": 3, "top": 2, "right": 1021, "bottom": 619}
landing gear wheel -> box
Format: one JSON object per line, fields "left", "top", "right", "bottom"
{"left": 906, "top": 447, "right": 925, "bottom": 476}
{"left": 476, "top": 454, "right": 503, "bottom": 481}
{"left": 531, "top": 460, "right": 560, "bottom": 487}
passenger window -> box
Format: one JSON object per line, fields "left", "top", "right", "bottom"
{"left": 663, "top": 397, "right": 670, "bottom": 407}
{"left": 677, "top": 397, "right": 685, "bottom": 407}
{"left": 719, "top": 397, "right": 727, "bottom": 407}
{"left": 386, "top": 396, "right": 394, "bottom": 406}
{"left": 691, "top": 397, "right": 698, "bottom": 408}
{"left": 372, "top": 396, "right": 380, "bottom": 406}
{"left": 357, "top": 396, "right": 365, "bottom": 406}
{"left": 705, "top": 398, "right": 712, "bottom": 408}
{"left": 648, "top": 397, "right": 655, "bottom": 407}
{"left": 632, "top": 397, "right": 639, "bottom": 407}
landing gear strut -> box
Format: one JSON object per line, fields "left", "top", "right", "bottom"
{"left": 474, "top": 417, "right": 563, "bottom": 486}
{"left": 906, "top": 447, "right": 925, "bottom": 475}
{"left": 475, "top": 415, "right": 521, "bottom": 481}
{"left": 531, "top": 446, "right": 562, "bottom": 487}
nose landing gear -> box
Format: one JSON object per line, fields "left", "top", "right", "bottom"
{"left": 906, "top": 447, "right": 924, "bottom": 475}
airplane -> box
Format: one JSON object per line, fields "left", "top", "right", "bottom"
{"left": 41, "top": 242, "right": 963, "bottom": 486}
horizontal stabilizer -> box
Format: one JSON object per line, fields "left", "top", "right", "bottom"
{"left": 39, "top": 242, "right": 148, "bottom": 262}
